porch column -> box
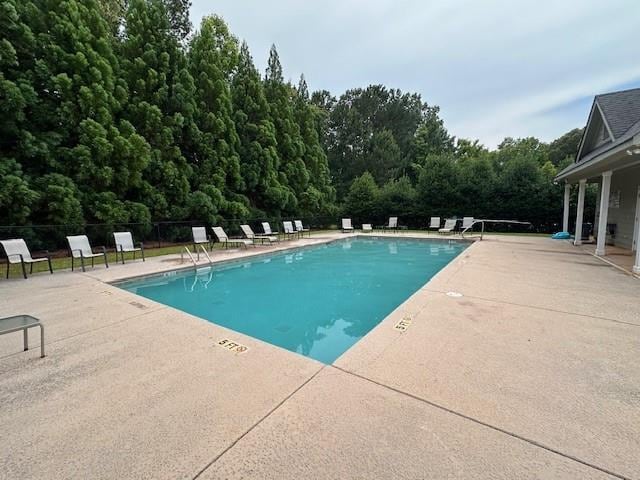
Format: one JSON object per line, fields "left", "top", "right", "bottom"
{"left": 634, "top": 243, "right": 640, "bottom": 275}
{"left": 562, "top": 183, "right": 571, "bottom": 232}
{"left": 574, "top": 179, "right": 586, "bottom": 246}
{"left": 595, "top": 171, "right": 612, "bottom": 256}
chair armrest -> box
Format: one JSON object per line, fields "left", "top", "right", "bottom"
{"left": 137, "top": 242, "right": 144, "bottom": 249}
{"left": 116, "top": 243, "right": 123, "bottom": 252}
{"left": 71, "top": 248, "right": 84, "bottom": 258}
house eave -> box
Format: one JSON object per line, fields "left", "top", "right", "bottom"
{"left": 555, "top": 138, "right": 634, "bottom": 183}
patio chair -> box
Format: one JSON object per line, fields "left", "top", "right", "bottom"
{"left": 282, "top": 221, "right": 298, "bottom": 240}
{"left": 438, "top": 219, "right": 457, "bottom": 235}
{"left": 1, "top": 239, "right": 53, "bottom": 279}
{"left": 362, "top": 223, "right": 373, "bottom": 232}
{"left": 262, "top": 222, "right": 279, "bottom": 237}
{"left": 429, "top": 217, "right": 441, "bottom": 233}
{"left": 192, "top": 226, "right": 211, "bottom": 251}
{"left": 113, "top": 231, "right": 145, "bottom": 264}
{"left": 385, "top": 216, "right": 399, "bottom": 232}
{"left": 294, "top": 220, "right": 311, "bottom": 238}
{"left": 462, "top": 217, "right": 475, "bottom": 231}
{"left": 240, "top": 224, "right": 278, "bottom": 244}
{"left": 212, "top": 226, "right": 253, "bottom": 248}
{"left": 341, "top": 218, "right": 354, "bottom": 233}
{"left": 66, "top": 235, "right": 109, "bottom": 272}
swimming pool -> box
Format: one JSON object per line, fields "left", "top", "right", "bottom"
{"left": 118, "top": 237, "right": 467, "bottom": 363}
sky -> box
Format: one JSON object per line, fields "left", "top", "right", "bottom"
{"left": 191, "top": 0, "right": 640, "bottom": 148}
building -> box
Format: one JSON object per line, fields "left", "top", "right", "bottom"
{"left": 555, "top": 87, "right": 640, "bottom": 274}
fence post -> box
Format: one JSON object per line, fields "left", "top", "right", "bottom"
{"left": 156, "top": 223, "right": 161, "bottom": 249}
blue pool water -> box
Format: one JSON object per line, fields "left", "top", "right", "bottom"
{"left": 119, "top": 237, "right": 466, "bottom": 363}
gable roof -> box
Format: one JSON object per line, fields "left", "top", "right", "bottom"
{"left": 595, "top": 87, "right": 640, "bottom": 139}
{"left": 556, "top": 87, "right": 640, "bottom": 182}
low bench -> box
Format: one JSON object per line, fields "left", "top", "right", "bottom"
{"left": 0, "top": 315, "right": 45, "bottom": 358}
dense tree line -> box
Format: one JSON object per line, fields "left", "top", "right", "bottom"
{"left": 0, "top": 0, "right": 335, "bottom": 234}
{"left": 1, "top": 0, "right": 584, "bottom": 241}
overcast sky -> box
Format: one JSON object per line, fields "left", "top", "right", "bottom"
{"left": 191, "top": 0, "right": 640, "bottom": 148}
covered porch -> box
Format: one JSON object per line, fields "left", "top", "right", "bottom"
{"left": 558, "top": 144, "right": 640, "bottom": 275}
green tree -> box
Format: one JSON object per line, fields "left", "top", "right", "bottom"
{"left": 548, "top": 128, "right": 583, "bottom": 166}
{"left": 120, "top": 0, "right": 192, "bottom": 220}
{"left": 189, "top": 15, "right": 248, "bottom": 220}
{"left": 415, "top": 154, "right": 461, "bottom": 217}
{"left": 343, "top": 171, "right": 379, "bottom": 221}
{"left": 264, "top": 45, "right": 307, "bottom": 212}
{"left": 377, "top": 176, "right": 416, "bottom": 220}
{"left": 295, "top": 75, "right": 335, "bottom": 215}
{"left": 231, "top": 41, "right": 286, "bottom": 214}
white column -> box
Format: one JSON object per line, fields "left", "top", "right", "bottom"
{"left": 574, "top": 179, "right": 587, "bottom": 246}
{"left": 595, "top": 171, "right": 612, "bottom": 256}
{"left": 634, "top": 243, "right": 640, "bottom": 275}
{"left": 562, "top": 183, "right": 571, "bottom": 232}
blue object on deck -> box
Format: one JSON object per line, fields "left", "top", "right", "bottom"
{"left": 118, "top": 237, "right": 466, "bottom": 364}
{"left": 551, "top": 232, "right": 571, "bottom": 239}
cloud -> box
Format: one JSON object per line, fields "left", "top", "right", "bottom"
{"left": 191, "top": 0, "right": 640, "bottom": 148}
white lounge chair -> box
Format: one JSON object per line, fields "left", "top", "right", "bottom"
{"left": 429, "top": 217, "right": 441, "bottom": 233}
{"left": 1, "top": 239, "right": 53, "bottom": 279}
{"left": 212, "top": 226, "right": 253, "bottom": 248}
{"left": 462, "top": 217, "right": 475, "bottom": 231}
{"left": 282, "top": 221, "right": 298, "bottom": 240}
{"left": 113, "top": 231, "right": 145, "bottom": 264}
{"left": 341, "top": 218, "right": 354, "bottom": 233}
{"left": 192, "top": 227, "right": 211, "bottom": 251}
{"left": 362, "top": 223, "right": 372, "bottom": 232}
{"left": 438, "top": 219, "right": 457, "bottom": 234}
{"left": 294, "top": 220, "right": 310, "bottom": 238}
{"left": 240, "top": 224, "right": 278, "bottom": 244}
{"left": 384, "top": 216, "right": 398, "bottom": 231}
{"left": 261, "top": 222, "right": 279, "bottom": 237}
{"left": 66, "top": 235, "right": 109, "bottom": 272}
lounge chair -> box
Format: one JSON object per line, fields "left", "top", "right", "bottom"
{"left": 66, "top": 235, "right": 109, "bottom": 272}
{"left": 362, "top": 223, "right": 372, "bottom": 232}
{"left": 262, "top": 222, "right": 279, "bottom": 237}
{"left": 240, "top": 224, "right": 278, "bottom": 244}
{"left": 294, "top": 220, "right": 311, "bottom": 238}
{"left": 462, "top": 217, "right": 475, "bottom": 231}
{"left": 212, "top": 226, "right": 253, "bottom": 248}
{"left": 438, "top": 219, "right": 457, "bottom": 235}
{"left": 341, "top": 218, "right": 354, "bottom": 233}
{"left": 282, "top": 221, "right": 298, "bottom": 240}
{"left": 1, "top": 239, "right": 53, "bottom": 279}
{"left": 192, "top": 227, "right": 211, "bottom": 251}
{"left": 384, "top": 216, "right": 398, "bottom": 232}
{"left": 113, "top": 231, "right": 145, "bottom": 264}
{"left": 429, "top": 217, "right": 441, "bottom": 233}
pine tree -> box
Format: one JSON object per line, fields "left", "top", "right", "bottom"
{"left": 120, "top": 0, "right": 192, "bottom": 220}
{"left": 294, "top": 74, "right": 335, "bottom": 215}
{"left": 264, "top": 45, "right": 308, "bottom": 213}
{"left": 231, "top": 41, "right": 286, "bottom": 214}
{"left": 188, "top": 15, "right": 248, "bottom": 220}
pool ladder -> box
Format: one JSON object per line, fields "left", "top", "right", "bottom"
{"left": 181, "top": 245, "right": 213, "bottom": 268}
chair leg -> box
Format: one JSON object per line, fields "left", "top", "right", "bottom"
{"left": 80, "top": 255, "right": 86, "bottom": 272}
{"left": 6, "top": 259, "right": 9, "bottom": 279}
{"left": 20, "top": 259, "right": 27, "bottom": 279}
{"left": 141, "top": 245, "right": 145, "bottom": 261}
{"left": 30, "top": 262, "right": 33, "bottom": 274}
{"left": 47, "top": 256, "right": 53, "bottom": 274}
{"left": 39, "top": 324, "right": 45, "bottom": 358}
{"left": 104, "top": 251, "right": 109, "bottom": 268}
{"left": 23, "top": 328, "right": 28, "bottom": 351}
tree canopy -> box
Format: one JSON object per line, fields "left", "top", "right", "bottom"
{"left": 0, "top": 0, "right": 583, "bottom": 242}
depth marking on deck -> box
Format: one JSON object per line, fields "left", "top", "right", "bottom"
{"left": 394, "top": 316, "right": 413, "bottom": 332}
{"left": 216, "top": 338, "right": 249, "bottom": 354}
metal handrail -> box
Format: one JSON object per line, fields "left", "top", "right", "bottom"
{"left": 180, "top": 246, "right": 197, "bottom": 266}
{"left": 196, "top": 244, "right": 213, "bottom": 264}
{"left": 461, "top": 219, "right": 532, "bottom": 240}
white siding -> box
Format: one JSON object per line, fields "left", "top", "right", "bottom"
{"left": 606, "top": 165, "right": 640, "bottom": 250}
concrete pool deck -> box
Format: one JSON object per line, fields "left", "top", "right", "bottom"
{"left": 0, "top": 233, "right": 638, "bottom": 479}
